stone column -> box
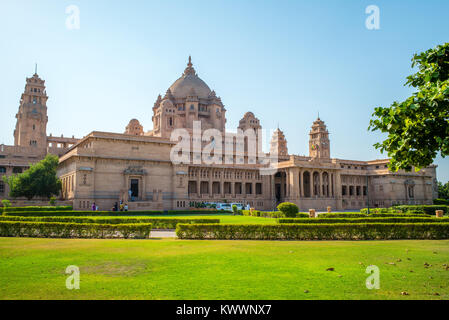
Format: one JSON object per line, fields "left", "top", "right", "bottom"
{"left": 335, "top": 172, "right": 343, "bottom": 210}
{"left": 289, "top": 168, "right": 300, "bottom": 200}
{"left": 208, "top": 170, "right": 213, "bottom": 197}
{"left": 319, "top": 171, "right": 323, "bottom": 198}
{"left": 220, "top": 169, "right": 225, "bottom": 197}
{"left": 300, "top": 170, "right": 304, "bottom": 198}
{"left": 309, "top": 173, "right": 313, "bottom": 198}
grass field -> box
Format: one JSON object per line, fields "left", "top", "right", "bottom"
{"left": 1, "top": 237, "right": 448, "bottom": 300}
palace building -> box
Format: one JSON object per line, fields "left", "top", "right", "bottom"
{"left": 1, "top": 58, "right": 439, "bottom": 211}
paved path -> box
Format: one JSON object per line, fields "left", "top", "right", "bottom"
{"left": 150, "top": 230, "right": 177, "bottom": 238}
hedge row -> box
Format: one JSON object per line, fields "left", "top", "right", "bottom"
{"left": 318, "top": 212, "right": 425, "bottom": 218}
{"left": 434, "top": 199, "right": 449, "bottom": 206}
{"left": 241, "top": 210, "right": 309, "bottom": 218}
{"left": 3, "top": 206, "right": 73, "bottom": 213}
{"left": 392, "top": 205, "right": 448, "bottom": 215}
{"left": 0, "top": 216, "right": 219, "bottom": 229}
{"left": 278, "top": 217, "right": 448, "bottom": 224}
{"left": 318, "top": 213, "right": 367, "bottom": 218}
{"left": 176, "top": 223, "right": 449, "bottom": 240}
{"left": 3, "top": 209, "right": 233, "bottom": 217}
{"left": 360, "top": 208, "right": 405, "bottom": 214}
{"left": 168, "top": 210, "right": 232, "bottom": 214}
{"left": 3, "top": 211, "right": 111, "bottom": 217}
{"left": 0, "top": 221, "right": 152, "bottom": 239}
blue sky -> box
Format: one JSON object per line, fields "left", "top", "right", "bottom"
{"left": 0, "top": 0, "right": 448, "bottom": 182}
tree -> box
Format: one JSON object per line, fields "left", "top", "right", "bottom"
{"left": 277, "top": 202, "right": 299, "bottom": 218}
{"left": 369, "top": 43, "right": 449, "bottom": 172}
{"left": 1, "top": 199, "right": 11, "bottom": 208}
{"left": 3, "top": 154, "right": 62, "bottom": 200}
{"left": 232, "top": 205, "right": 238, "bottom": 216}
{"left": 438, "top": 181, "right": 449, "bottom": 199}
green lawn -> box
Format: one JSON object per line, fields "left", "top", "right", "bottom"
{"left": 1, "top": 238, "right": 448, "bottom": 300}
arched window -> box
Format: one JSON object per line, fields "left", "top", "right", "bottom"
{"left": 0, "top": 167, "right": 6, "bottom": 173}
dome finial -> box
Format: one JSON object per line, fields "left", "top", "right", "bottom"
{"left": 183, "top": 55, "right": 196, "bottom": 76}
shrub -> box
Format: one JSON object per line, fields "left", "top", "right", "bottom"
{"left": 0, "top": 221, "right": 152, "bottom": 239}
{"left": 167, "top": 210, "right": 232, "bottom": 214}
{"left": 319, "top": 213, "right": 368, "bottom": 218}
{"left": 277, "top": 203, "right": 299, "bottom": 218}
{"left": 319, "top": 212, "right": 425, "bottom": 218}
{"left": 4, "top": 210, "right": 110, "bottom": 217}
{"left": 49, "top": 197, "right": 57, "bottom": 206}
{"left": 232, "top": 205, "right": 238, "bottom": 216}
{"left": 278, "top": 217, "right": 445, "bottom": 224}
{"left": 176, "top": 223, "right": 449, "bottom": 240}
{"left": 360, "top": 208, "right": 404, "bottom": 214}
{"left": 241, "top": 210, "right": 307, "bottom": 219}
{"left": 370, "top": 213, "right": 425, "bottom": 218}
{"left": 0, "top": 216, "right": 219, "bottom": 229}
{"left": 1, "top": 199, "right": 11, "bottom": 208}
{"left": 393, "top": 205, "right": 448, "bottom": 215}
{"left": 3, "top": 206, "right": 73, "bottom": 213}
{"left": 4, "top": 210, "right": 169, "bottom": 217}
{"left": 434, "top": 199, "right": 449, "bottom": 206}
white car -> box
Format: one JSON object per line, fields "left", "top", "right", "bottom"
{"left": 216, "top": 203, "right": 232, "bottom": 211}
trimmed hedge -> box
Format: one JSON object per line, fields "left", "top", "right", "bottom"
{"left": 3, "top": 211, "right": 111, "bottom": 217}
{"left": 0, "top": 221, "right": 152, "bottom": 239}
{"left": 3, "top": 210, "right": 233, "bottom": 217}
{"left": 318, "top": 212, "right": 425, "bottom": 218}
{"left": 168, "top": 210, "right": 232, "bottom": 214}
{"left": 434, "top": 199, "right": 449, "bottom": 206}
{"left": 360, "top": 208, "right": 403, "bottom": 214}
{"left": 318, "top": 213, "right": 368, "bottom": 218}
{"left": 393, "top": 205, "right": 448, "bottom": 215}
{"left": 3, "top": 206, "right": 73, "bottom": 213}
{"left": 176, "top": 223, "right": 449, "bottom": 240}
{"left": 278, "top": 217, "right": 447, "bottom": 224}
{"left": 242, "top": 210, "right": 309, "bottom": 218}
{"left": 0, "top": 216, "right": 219, "bottom": 229}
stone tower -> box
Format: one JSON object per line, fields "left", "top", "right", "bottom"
{"left": 14, "top": 71, "right": 48, "bottom": 148}
{"left": 270, "top": 127, "right": 288, "bottom": 157}
{"left": 309, "top": 117, "right": 330, "bottom": 159}
{"left": 238, "top": 112, "right": 262, "bottom": 154}
{"left": 125, "top": 119, "right": 144, "bottom": 136}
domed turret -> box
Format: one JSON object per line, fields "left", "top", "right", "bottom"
{"left": 168, "top": 56, "right": 212, "bottom": 99}
{"left": 125, "top": 119, "right": 144, "bottom": 136}
{"left": 270, "top": 127, "right": 288, "bottom": 157}
{"left": 150, "top": 56, "right": 226, "bottom": 137}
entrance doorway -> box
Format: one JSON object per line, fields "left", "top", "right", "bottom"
{"left": 130, "top": 179, "right": 139, "bottom": 200}
{"left": 275, "top": 184, "right": 281, "bottom": 203}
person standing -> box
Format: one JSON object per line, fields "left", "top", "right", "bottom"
{"left": 92, "top": 202, "right": 96, "bottom": 211}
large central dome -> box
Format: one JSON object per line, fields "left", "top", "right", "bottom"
{"left": 169, "top": 57, "right": 211, "bottom": 99}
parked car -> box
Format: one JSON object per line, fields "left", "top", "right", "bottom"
{"left": 216, "top": 203, "right": 232, "bottom": 211}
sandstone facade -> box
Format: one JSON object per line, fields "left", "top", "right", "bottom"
{"left": 1, "top": 60, "right": 438, "bottom": 211}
